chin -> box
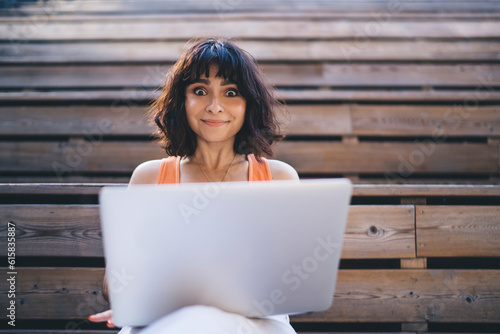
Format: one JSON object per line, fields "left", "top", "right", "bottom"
{"left": 199, "top": 134, "right": 237, "bottom": 144}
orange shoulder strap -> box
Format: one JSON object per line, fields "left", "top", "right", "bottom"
{"left": 248, "top": 154, "right": 272, "bottom": 181}
{"left": 156, "top": 156, "right": 181, "bottom": 184}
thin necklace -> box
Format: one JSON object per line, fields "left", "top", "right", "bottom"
{"left": 195, "top": 153, "right": 237, "bottom": 182}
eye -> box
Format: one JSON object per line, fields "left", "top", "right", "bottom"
{"left": 193, "top": 87, "right": 206, "bottom": 96}
{"left": 226, "top": 89, "right": 239, "bottom": 97}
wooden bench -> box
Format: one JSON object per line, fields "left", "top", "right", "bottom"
{"left": 1, "top": 7, "right": 500, "bottom": 183}
{"left": 1, "top": 0, "right": 500, "bottom": 332}
{"left": 1, "top": 183, "right": 500, "bottom": 333}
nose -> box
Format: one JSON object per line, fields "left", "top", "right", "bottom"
{"left": 206, "top": 95, "right": 223, "bottom": 114}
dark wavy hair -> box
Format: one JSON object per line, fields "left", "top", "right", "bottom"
{"left": 149, "top": 37, "right": 285, "bottom": 162}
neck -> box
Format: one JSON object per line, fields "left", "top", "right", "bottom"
{"left": 192, "top": 142, "right": 237, "bottom": 171}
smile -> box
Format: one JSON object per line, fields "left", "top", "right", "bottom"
{"left": 202, "top": 120, "right": 229, "bottom": 127}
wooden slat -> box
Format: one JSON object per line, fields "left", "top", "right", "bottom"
{"left": 276, "top": 141, "right": 498, "bottom": 174}
{"left": 2, "top": 268, "right": 499, "bottom": 322}
{"left": 0, "top": 140, "right": 165, "bottom": 174}
{"left": 3, "top": 40, "right": 500, "bottom": 63}
{"left": 3, "top": 104, "right": 499, "bottom": 137}
{"left": 0, "top": 204, "right": 414, "bottom": 259}
{"left": 285, "top": 105, "right": 353, "bottom": 135}
{"left": 3, "top": 0, "right": 500, "bottom": 15}
{"left": 2, "top": 64, "right": 499, "bottom": 88}
{"left": 342, "top": 206, "right": 415, "bottom": 259}
{"left": 0, "top": 205, "right": 102, "bottom": 257}
{"left": 2, "top": 89, "right": 500, "bottom": 103}
{"left": 350, "top": 105, "right": 500, "bottom": 137}
{"left": 0, "top": 141, "right": 497, "bottom": 175}
{"left": 0, "top": 267, "right": 109, "bottom": 319}
{"left": 3, "top": 12, "right": 500, "bottom": 23}
{"left": 0, "top": 176, "right": 497, "bottom": 185}
{"left": 401, "top": 258, "right": 427, "bottom": 269}
{"left": 2, "top": 18, "right": 500, "bottom": 40}
{"left": 353, "top": 184, "right": 500, "bottom": 196}
{"left": 0, "top": 176, "right": 133, "bottom": 183}
{"left": 0, "top": 105, "right": 352, "bottom": 136}
{"left": 352, "top": 178, "right": 500, "bottom": 185}
{"left": 292, "top": 269, "right": 500, "bottom": 323}
{"left": 2, "top": 183, "right": 500, "bottom": 197}
{"left": 416, "top": 206, "right": 500, "bottom": 257}
{"left": 0, "top": 183, "right": 120, "bottom": 195}
{"left": 0, "top": 106, "right": 155, "bottom": 136}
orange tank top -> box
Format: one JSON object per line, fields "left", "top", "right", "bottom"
{"left": 156, "top": 153, "right": 272, "bottom": 184}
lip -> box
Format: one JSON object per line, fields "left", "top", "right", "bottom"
{"left": 202, "top": 119, "right": 229, "bottom": 127}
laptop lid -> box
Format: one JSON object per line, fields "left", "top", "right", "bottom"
{"left": 99, "top": 178, "right": 352, "bottom": 327}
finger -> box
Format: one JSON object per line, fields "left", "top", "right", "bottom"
{"left": 88, "top": 309, "right": 112, "bottom": 322}
{"left": 106, "top": 318, "right": 116, "bottom": 328}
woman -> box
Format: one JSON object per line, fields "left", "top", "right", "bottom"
{"left": 89, "top": 38, "right": 299, "bottom": 333}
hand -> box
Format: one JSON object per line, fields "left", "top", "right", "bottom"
{"left": 88, "top": 309, "right": 116, "bottom": 328}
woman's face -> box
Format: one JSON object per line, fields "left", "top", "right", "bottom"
{"left": 184, "top": 66, "right": 246, "bottom": 147}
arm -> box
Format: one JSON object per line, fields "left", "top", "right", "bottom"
{"left": 89, "top": 160, "right": 163, "bottom": 326}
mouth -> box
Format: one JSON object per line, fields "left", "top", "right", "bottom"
{"left": 202, "top": 120, "right": 229, "bottom": 127}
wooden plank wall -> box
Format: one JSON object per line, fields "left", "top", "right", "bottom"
{"left": 1, "top": 0, "right": 500, "bottom": 183}
{"left": 1, "top": 0, "right": 500, "bottom": 333}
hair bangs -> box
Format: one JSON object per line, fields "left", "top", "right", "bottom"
{"left": 184, "top": 40, "right": 242, "bottom": 86}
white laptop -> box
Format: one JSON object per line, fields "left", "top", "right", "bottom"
{"left": 99, "top": 178, "right": 352, "bottom": 327}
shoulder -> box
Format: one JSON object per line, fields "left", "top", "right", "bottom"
{"left": 129, "top": 159, "right": 164, "bottom": 185}
{"left": 266, "top": 159, "right": 300, "bottom": 181}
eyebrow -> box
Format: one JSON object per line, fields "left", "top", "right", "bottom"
{"left": 195, "top": 78, "right": 236, "bottom": 86}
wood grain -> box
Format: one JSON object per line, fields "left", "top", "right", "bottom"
{"left": 2, "top": 183, "right": 500, "bottom": 197}
{"left": 351, "top": 105, "right": 500, "bottom": 137}
{"left": 292, "top": 269, "right": 500, "bottom": 323}
{"left": 0, "top": 204, "right": 414, "bottom": 259}
{"left": 3, "top": 40, "right": 500, "bottom": 63}
{"left": 2, "top": 18, "right": 500, "bottom": 40}
{"left": 2, "top": 89, "right": 500, "bottom": 103}
{"left": 1, "top": 64, "right": 498, "bottom": 88}
{"left": 3, "top": 1, "right": 500, "bottom": 15}
{"left": 2, "top": 268, "right": 498, "bottom": 322}
{"left": 0, "top": 106, "right": 155, "bottom": 136}
{"left": 0, "top": 105, "right": 351, "bottom": 136}
{"left": 276, "top": 141, "right": 498, "bottom": 174}
{"left": 342, "top": 206, "right": 415, "bottom": 259}
{"left": 0, "top": 141, "right": 497, "bottom": 175}
{"left": 416, "top": 206, "right": 500, "bottom": 257}
{"left": 5, "top": 104, "right": 498, "bottom": 137}
{"left": 401, "top": 258, "right": 427, "bottom": 269}
{"left": 0, "top": 205, "right": 103, "bottom": 257}
{"left": 0, "top": 267, "right": 108, "bottom": 319}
